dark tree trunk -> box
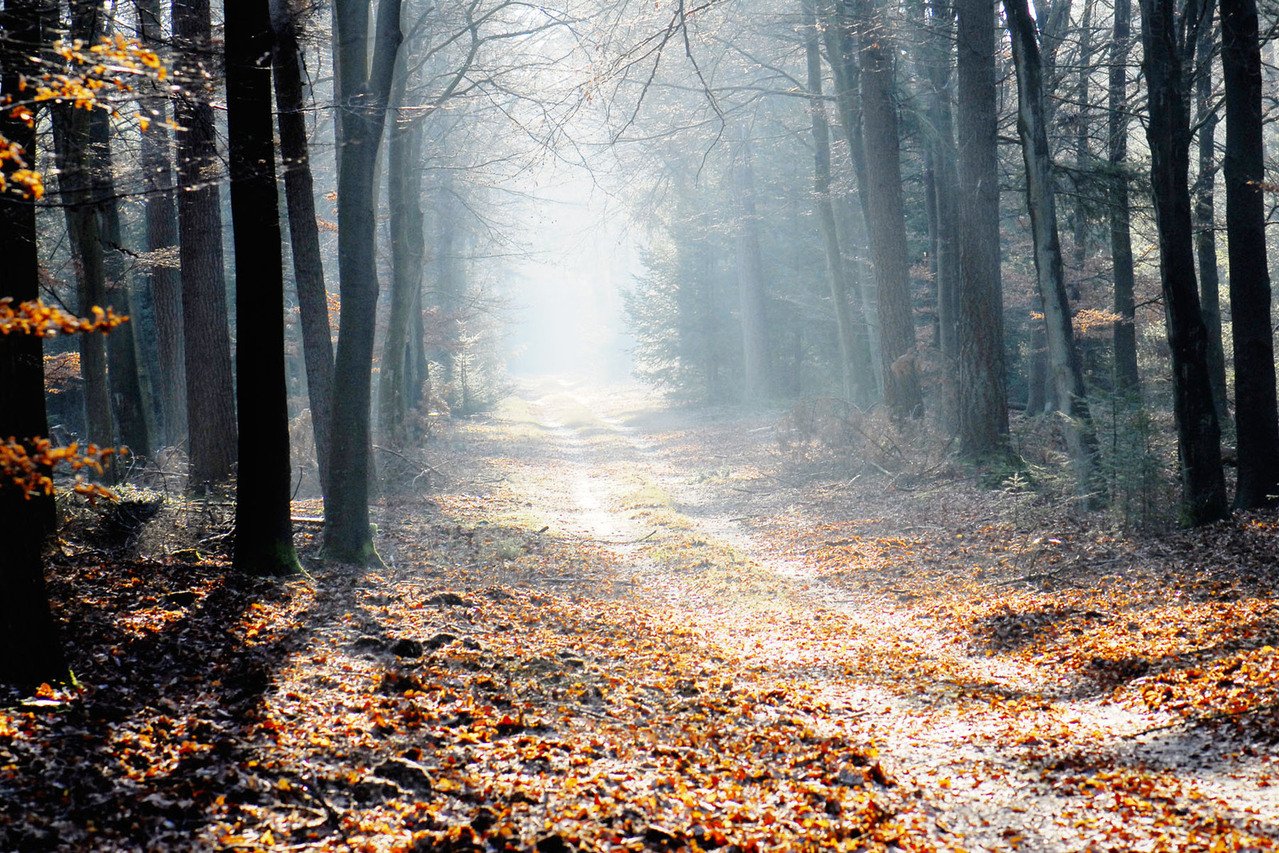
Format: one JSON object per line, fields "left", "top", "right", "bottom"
{"left": 135, "top": 0, "right": 186, "bottom": 448}
{"left": 1138, "top": 0, "right": 1229, "bottom": 524}
{"left": 1109, "top": 0, "right": 1141, "bottom": 395}
{"left": 225, "top": 0, "right": 301, "bottom": 575}
{"left": 324, "top": 0, "right": 402, "bottom": 564}
{"left": 955, "top": 0, "right": 1009, "bottom": 454}
{"left": 852, "top": 0, "right": 923, "bottom": 417}
{"left": 0, "top": 0, "right": 65, "bottom": 688}
{"left": 1195, "top": 18, "right": 1230, "bottom": 420}
{"left": 173, "top": 0, "right": 237, "bottom": 489}
{"left": 271, "top": 0, "right": 335, "bottom": 501}
{"left": 1221, "top": 0, "right": 1279, "bottom": 507}
{"left": 1005, "top": 0, "right": 1100, "bottom": 500}
{"left": 50, "top": 1, "right": 112, "bottom": 465}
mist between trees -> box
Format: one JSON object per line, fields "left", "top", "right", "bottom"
{"left": 0, "top": 0, "right": 1277, "bottom": 691}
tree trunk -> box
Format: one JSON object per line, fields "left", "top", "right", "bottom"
{"left": 380, "top": 55, "right": 428, "bottom": 439}
{"left": 913, "top": 0, "right": 961, "bottom": 363}
{"left": 173, "top": 0, "right": 237, "bottom": 489}
{"left": 1071, "top": 0, "right": 1097, "bottom": 269}
{"left": 50, "top": 1, "right": 113, "bottom": 465}
{"left": 732, "top": 134, "right": 772, "bottom": 402}
{"left": 135, "top": 0, "right": 186, "bottom": 447}
{"left": 0, "top": 0, "right": 65, "bottom": 689}
{"left": 92, "top": 109, "right": 154, "bottom": 460}
{"left": 1005, "top": 0, "right": 1101, "bottom": 500}
{"left": 852, "top": 0, "right": 923, "bottom": 418}
{"left": 1109, "top": 0, "right": 1141, "bottom": 395}
{"left": 225, "top": 0, "right": 301, "bottom": 575}
{"left": 803, "top": 0, "right": 874, "bottom": 405}
{"left": 1195, "top": 18, "right": 1229, "bottom": 421}
{"left": 271, "top": 0, "right": 335, "bottom": 501}
{"left": 819, "top": 0, "right": 884, "bottom": 396}
{"left": 324, "top": 0, "right": 403, "bottom": 564}
{"left": 1221, "top": 0, "right": 1279, "bottom": 507}
{"left": 955, "top": 0, "right": 1009, "bottom": 454}
{"left": 1138, "top": 0, "right": 1229, "bottom": 524}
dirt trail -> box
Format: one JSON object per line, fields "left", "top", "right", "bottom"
{"left": 473, "top": 376, "right": 1279, "bottom": 851}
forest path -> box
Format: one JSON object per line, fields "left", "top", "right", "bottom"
{"left": 460, "top": 375, "right": 1279, "bottom": 851}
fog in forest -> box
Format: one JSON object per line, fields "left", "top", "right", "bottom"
{"left": 7, "top": 0, "right": 1279, "bottom": 847}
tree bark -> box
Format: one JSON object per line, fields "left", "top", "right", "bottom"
{"left": 955, "top": 0, "right": 1009, "bottom": 454}
{"left": 0, "top": 0, "right": 65, "bottom": 688}
{"left": 1109, "top": 0, "right": 1141, "bottom": 395}
{"left": 380, "top": 53, "right": 428, "bottom": 439}
{"left": 271, "top": 0, "right": 335, "bottom": 501}
{"left": 1005, "top": 0, "right": 1101, "bottom": 500}
{"left": 325, "top": 0, "right": 403, "bottom": 564}
{"left": 1195, "top": 18, "right": 1229, "bottom": 420}
{"left": 852, "top": 0, "right": 923, "bottom": 418}
{"left": 225, "top": 0, "right": 301, "bottom": 575}
{"left": 135, "top": 0, "right": 186, "bottom": 447}
{"left": 1138, "top": 0, "right": 1229, "bottom": 524}
{"left": 173, "top": 0, "right": 237, "bottom": 489}
{"left": 1221, "top": 0, "right": 1279, "bottom": 507}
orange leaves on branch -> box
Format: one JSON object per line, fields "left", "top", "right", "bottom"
{"left": 0, "top": 436, "right": 121, "bottom": 501}
{"left": 0, "top": 298, "right": 127, "bottom": 337}
{"left": 0, "top": 34, "right": 169, "bottom": 199}
{"left": 0, "top": 136, "right": 43, "bottom": 199}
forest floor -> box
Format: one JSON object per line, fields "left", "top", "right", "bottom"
{"left": 5, "top": 376, "right": 1279, "bottom": 852}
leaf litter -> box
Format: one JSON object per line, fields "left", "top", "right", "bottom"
{"left": 3, "top": 378, "right": 1279, "bottom": 851}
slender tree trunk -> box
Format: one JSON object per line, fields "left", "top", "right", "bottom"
{"left": 1005, "top": 0, "right": 1100, "bottom": 500}
{"left": 430, "top": 171, "right": 464, "bottom": 396}
{"left": 1109, "top": 0, "right": 1141, "bottom": 395}
{"left": 271, "top": 0, "right": 335, "bottom": 500}
{"left": 0, "top": 0, "right": 65, "bottom": 688}
{"left": 1138, "top": 0, "right": 1229, "bottom": 524}
{"left": 803, "top": 0, "right": 873, "bottom": 404}
{"left": 852, "top": 0, "right": 923, "bottom": 417}
{"left": 325, "top": 0, "right": 403, "bottom": 564}
{"left": 51, "top": 1, "right": 112, "bottom": 465}
{"left": 1195, "top": 18, "right": 1230, "bottom": 420}
{"left": 225, "top": 0, "right": 300, "bottom": 575}
{"left": 913, "top": 0, "right": 961, "bottom": 362}
{"left": 955, "top": 0, "right": 1009, "bottom": 453}
{"left": 1221, "top": 0, "right": 1279, "bottom": 507}
{"left": 819, "top": 0, "right": 884, "bottom": 396}
{"left": 381, "top": 56, "right": 428, "bottom": 438}
{"left": 1072, "top": 0, "right": 1097, "bottom": 269}
{"left": 173, "top": 0, "right": 237, "bottom": 489}
{"left": 92, "top": 110, "right": 153, "bottom": 460}
{"left": 732, "top": 134, "right": 772, "bottom": 402}
{"left": 135, "top": 0, "right": 186, "bottom": 447}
